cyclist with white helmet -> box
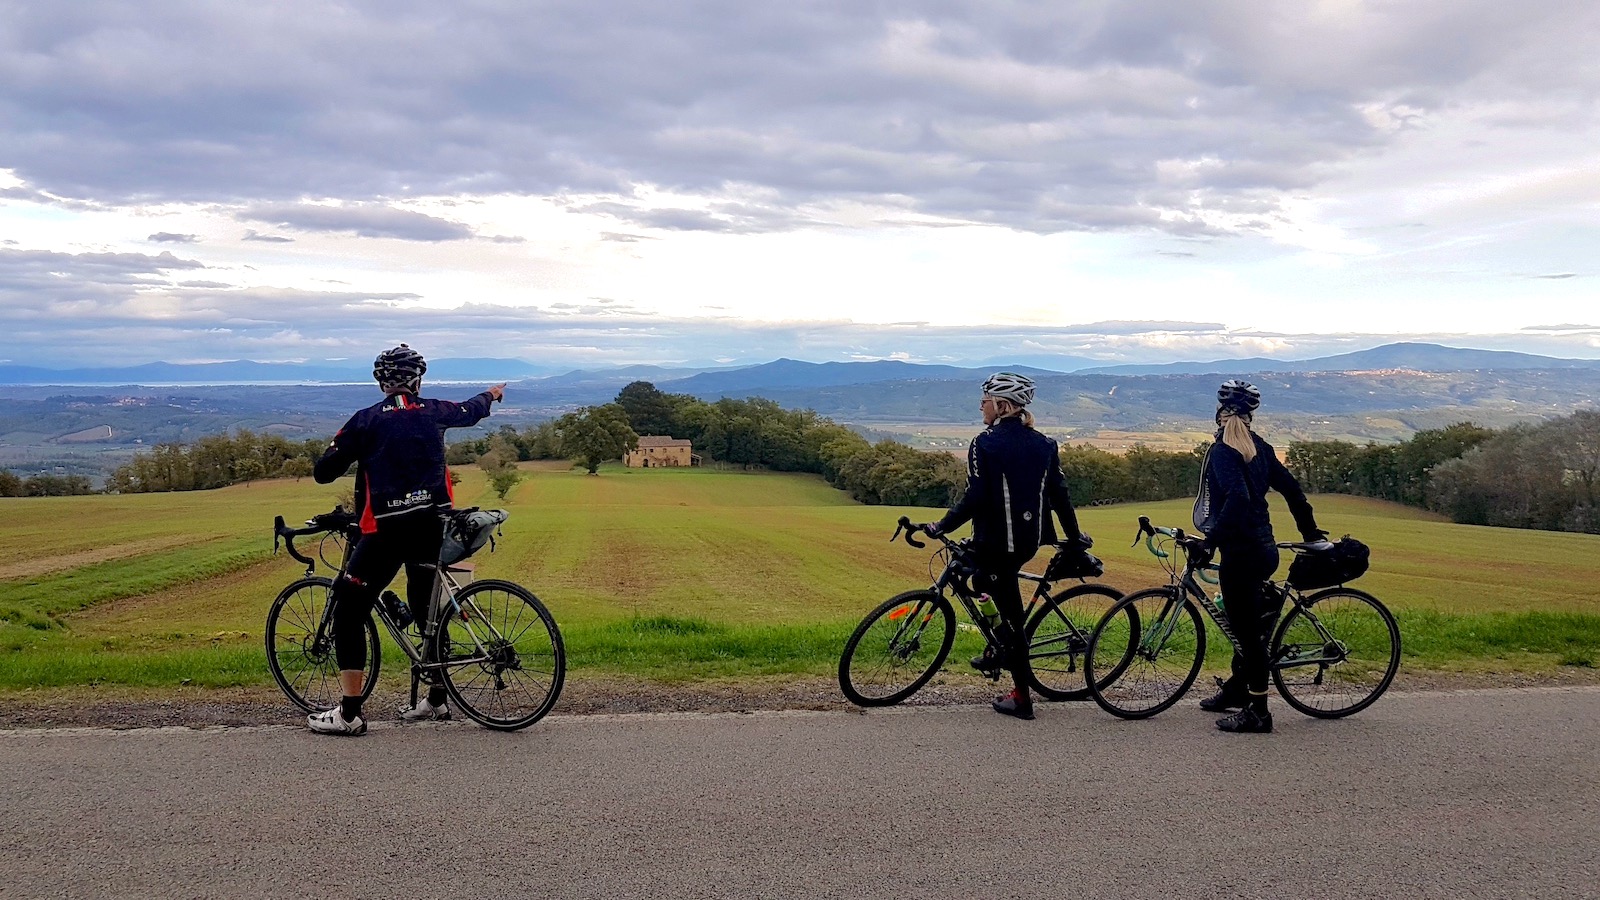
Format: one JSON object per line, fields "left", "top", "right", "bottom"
{"left": 922, "top": 372, "right": 1085, "bottom": 720}
{"left": 1193, "top": 380, "right": 1326, "bottom": 734}
{"left": 306, "top": 344, "right": 505, "bottom": 735}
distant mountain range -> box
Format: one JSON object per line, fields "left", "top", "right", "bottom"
{"left": 5, "top": 342, "right": 1595, "bottom": 387}
{"left": 6, "top": 342, "right": 1599, "bottom": 482}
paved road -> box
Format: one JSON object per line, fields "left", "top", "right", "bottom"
{"left": 3, "top": 687, "right": 1597, "bottom": 900}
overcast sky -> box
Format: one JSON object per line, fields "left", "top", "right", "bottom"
{"left": 3, "top": 0, "right": 1598, "bottom": 369}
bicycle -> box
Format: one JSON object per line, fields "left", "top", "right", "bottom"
{"left": 266, "top": 506, "right": 566, "bottom": 731}
{"left": 838, "top": 516, "right": 1133, "bottom": 706}
{"left": 1084, "top": 516, "right": 1400, "bottom": 720}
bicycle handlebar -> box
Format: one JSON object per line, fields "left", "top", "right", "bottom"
{"left": 892, "top": 516, "right": 927, "bottom": 548}
{"left": 274, "top": 507, "right": 357, "bottom": 569}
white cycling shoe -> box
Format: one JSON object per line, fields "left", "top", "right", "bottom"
{"left": 307, "top": 707, "right": 367, "bottom": 736}
{"left": 399, "top": 697, "right": 451, "bottom": 721}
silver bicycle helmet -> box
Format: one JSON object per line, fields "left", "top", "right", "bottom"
{"left": 982, "top": 371, "right": 1035, "bottom": 407}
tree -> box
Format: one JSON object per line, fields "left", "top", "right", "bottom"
{"left": 615, "top": 382, "right": 679, "bottom": 436}
{"left": 557, "top": 404, "right": 639, "bottom": 474}
{"left": 487, "top": 468, "right": 522, "bottom": 500}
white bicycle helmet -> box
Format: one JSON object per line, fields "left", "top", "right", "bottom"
{"left": 982, "top": 371, "right": 1035, "bottom": 407}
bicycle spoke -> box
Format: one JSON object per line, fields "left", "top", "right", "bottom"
{"left": 839, "top": 591, "right": 955, "bottom": 707}
{"left": 1088, "top": 589, "right": 1204, "bottom": 719}
{"left": 438, "top": 582, "right": 564, "bottom": 729}
{"left": 1273, "top": 590, "right": 1400, "bottom": 718}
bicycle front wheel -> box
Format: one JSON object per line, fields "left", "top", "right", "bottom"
{"left": 1086, "top": 588, "right": 1205, "bottom": 720}
{"left": 839, "top": 590, "right": 956, "bottom": 707}
{"left": 1272, "top": 588, "right": 1400, "bottom": 718}
{"left": 1025, "top": 583, "right": 1125, "bottom": 701}
{"left": 265, "top": 577, "right": 379, "bottom": 713}
{"left": 435, "top": 579, "right": 565, "bottom": 731}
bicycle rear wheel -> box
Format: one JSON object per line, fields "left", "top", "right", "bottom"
{"left": 1086, "top": 588, "right": 1205, "bottom": 720}
{"left": 839, "top": 590, "right": 956, "bottom": 707}
{"left": 1271, "top": 588, "right": 1400, "bottom": 718}
{"left": 1025, "top": 583, "right": 1127, "bottom": 701}
{"left": 265, "top": 577, "right": 379, "bottom": 713}
{"left": 435, "top": 579, "right": 565, "bottom": 731}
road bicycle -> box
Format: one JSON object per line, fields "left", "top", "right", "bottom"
{"left": 838, "top": 516, "right": 1133, "bottom": 706}
{"left": 266, "top": 506, "right": 565, "bottom": 730}
{"left": 1084, "top": 516, "right": 1400, "bottom": 720}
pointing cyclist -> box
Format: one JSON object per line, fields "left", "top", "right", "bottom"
{"left": 1193, "top": 380, "right": 1328, "bottom": 734}
{"left": 307, "top": 344, "right": 504, "bottom": 735}
{"left": 922, "top": 372, "right": 1085, "bottom": 720}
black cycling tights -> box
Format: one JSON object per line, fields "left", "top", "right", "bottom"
{"left": 1217, "top": 541, "right": 1282, "bottom": 704}
{"left": 331, "top": 512, "right": 444, "bottom": 673}
{"left": 975, "top": 550, "right": 1037, "bottom": 698}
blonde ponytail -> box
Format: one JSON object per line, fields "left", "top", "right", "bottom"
{"left": 996, "top": 399, "right": 1035, "bottom": 428}
{"left": 1220, "top": 411, "right": 1257, "bottom": 462}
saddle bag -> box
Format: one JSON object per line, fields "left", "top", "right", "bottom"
{"left": 1286, "top": 536, "right": 1370, "bottom": 591}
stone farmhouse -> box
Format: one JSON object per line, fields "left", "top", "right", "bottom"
{"left": 625, "top": 435, "right": 700, "bottom": 468}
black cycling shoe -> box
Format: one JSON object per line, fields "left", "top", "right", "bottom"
{"left": 991, "top": 689, "right": 1035, "bottom": 720}
{"left": 970, "top": 649, "right": 1007, "bottom": 674}
{"left": 1197, "top": 677, "right": 1245, "bottom": 712}
{"left": 1215, "top": 708, "right": 1273, "bottom": 734}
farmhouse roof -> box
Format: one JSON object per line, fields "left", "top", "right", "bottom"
{"left": 637, "top": 435, "right": 692, "bottom": 448}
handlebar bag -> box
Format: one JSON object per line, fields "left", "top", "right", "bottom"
{"left": 1286, "top": 537, "right": 1370, "bottom": 590}
{"left": 1044, "top": 546, "right": 1105, "bottom": 581}
{"left": 441, "top": 509, "right": 509, "bottom": 565}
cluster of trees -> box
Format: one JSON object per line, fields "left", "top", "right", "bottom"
{"left": 1056, "top": 444, "right": 1208, "bottom": 506}
{"left": 0, "top": 471, "right": 95, "bottom": 496}
{"left": 106, "top": 431, "right": 323, "bottom": 493}
{"left": 1284, "top": 422, "right": 1495, "bottom": 506}
{"left": 1426, "top": 412, "right": 1600, "bottom": 532}
{"left": 1281, "top": 414, "right": 1600, "bottom": 534}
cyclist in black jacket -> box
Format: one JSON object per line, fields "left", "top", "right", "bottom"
{"left": 923, "top": 372, "right": 1085, "bottom": 720}
{"left": 1193, "top": 380, "right": 1328, "bottom": 734}
{"left": 306, "top": 344, "right": 503, "bottom": 735}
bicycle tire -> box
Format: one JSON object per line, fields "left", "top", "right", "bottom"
{"left": 435, "top": 579, "right": 565, "bottom": 731}
{"left": 1271, "top": 587, "right": 1400, "bottom": 719}
{"left": 1086, "top": 587, "right": 1206, "bottom": 720}
{"left": 839, "top": 590, "right": 956, "bottom": 707}
{"left": 265, "top": 576, "right": 379, "bottom": 713}
{"left": 1025, "top": 583, "right": 1127, "bottom": 701}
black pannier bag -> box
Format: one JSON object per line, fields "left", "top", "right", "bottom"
{"left": 1044, "top": 540, "right": 1104, "bottom": 581}
{"left": 441, "top": 508, "right": 509, "bottom": 566}
{"left": 1286, "top": 536, "right": 1370, "bottom": 591}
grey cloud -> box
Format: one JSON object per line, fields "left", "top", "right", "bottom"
{"left": 1532, "top": 273, "right": 1579, "bottom": 279}
{"left": 242, "top": 230, "right": 294, "bottom": 243}
{"left": 4, "top": 1, "right": 1594, "bottom": 235}
{"left": 237, "top": 202, "right": 475, "bottom": 241}
{"left": 148, "top": 232, "right": 198, "bottom": 243}
{"left": 599, "top": 232, "right": 654, "bottom": 243}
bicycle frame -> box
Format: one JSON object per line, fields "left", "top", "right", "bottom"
{"left": 1131, "top": 517, "right": 1351, "bottom": 675}
{"left": 273, "top": 513, "right": 524, "bottom": 701}
{"left": 890, "top": 519, "right": 1087, "bottom": 668}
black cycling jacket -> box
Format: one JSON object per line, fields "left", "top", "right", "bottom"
{"left": 314, "top": 391, "right": 495, "bottom": 532}
{"left": 1193, "top": 431, "right": 1321, "bottom": 547}
{"left": 936, "top": 416, "right": 1082, "bottom": 556}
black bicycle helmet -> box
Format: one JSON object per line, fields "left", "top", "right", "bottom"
{"left": 1216, "top": 379, "right": 1261, "bottom": 414}
{"left": 374, "top": 344, "right": 427, "bottom": 393}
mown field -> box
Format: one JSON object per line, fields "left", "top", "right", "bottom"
{"left": 1, "top": 464, "right": 1598, "bottom": 695}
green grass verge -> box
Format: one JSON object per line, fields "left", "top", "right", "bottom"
{"left": 3, "top": 610, "right": 1596, "bottom": 691}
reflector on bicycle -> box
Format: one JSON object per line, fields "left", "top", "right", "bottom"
{"left": 888, "top": 604, "right": 914, "bottom": 621}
